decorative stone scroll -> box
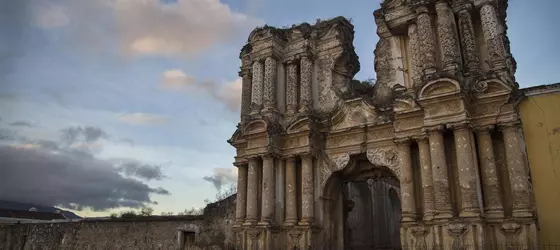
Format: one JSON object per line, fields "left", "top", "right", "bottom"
{"left": 366, "top": 148, "right": 400, "bottom": 178}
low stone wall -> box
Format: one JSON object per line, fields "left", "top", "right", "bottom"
{"left": 0, "top": 195, "right": 236, "bottom": 250}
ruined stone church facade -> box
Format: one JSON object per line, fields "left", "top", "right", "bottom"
{"left": 228, "top": 0, "right": 538, "bottom": 249}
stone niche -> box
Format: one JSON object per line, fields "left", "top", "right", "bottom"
{"left": 229, "top": 0, "right": 538, "bottom": 249}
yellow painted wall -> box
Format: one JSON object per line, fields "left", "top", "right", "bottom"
{"left": 519, "top": 91, "right": 560, "bottom": 243}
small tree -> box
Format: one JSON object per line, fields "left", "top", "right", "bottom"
{"left": 139, "top": 207, "right": 154, "bottom": 216}
{"left": 120, "top": 210, "right": 138, "bottom": 218}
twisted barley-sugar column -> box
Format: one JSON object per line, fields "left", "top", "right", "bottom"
{"left": 452, "top": 124, "right": 481, "bottom": 217}
{"left": 285, "top": 61, "right": 298, "bottom": 115}
{"left": 250, "top": 61, "right": 264, "bottom": 114}
{"left": 300, "top": 154, "right": 314, "bottom": 224}
{"left": 417, "top": 135, "right": 435, "bottom": 220}
{"left": 500, "top": 122, "right": 533, "bottom": 218}
{"left": 284, "top": 156, "right": 298, "bottom": 225}
{"left": 397, "top": 139, "right": 416, "bottom": 222}
{"left": 474, "top": 126, "right": 504, "bottom": 218}
{"left": 479, "top": 2, "right": 507, "bottom": 70}
{"left": 262, "top": 56, "right": 277, "bottom": 112}
{"left": 416, "top": 6, "right": 437, "bottom": 76}
{"left": 427, "top": 126, "right": 453, "bottom": 218}
{"left": 235, "top": 163, "right": 248, "bottom": 223}
{"left": 299, "top": 56, "right": 313, "bottom": 114}
{"left": 455, "top": 3, "right": 480, "bottom": 75}
{"left": 260, "top": 155, "right": 276, "bottom": 223}
{"left": 245, "top": 157, "right": 260, "bottom": 224}
{"left": 436, "top": 1, "right": 461, "bottom": 73}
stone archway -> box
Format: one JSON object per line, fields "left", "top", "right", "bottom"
{"left": 322, "top": 153, "right": 402, "bottom": 250}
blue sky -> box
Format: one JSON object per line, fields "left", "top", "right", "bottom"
{"left": 0, "top": 0, "right": 558, "bottom": 217}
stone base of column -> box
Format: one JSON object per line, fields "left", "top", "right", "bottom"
{"left": 459, "top": 208, "right": 481, "bottom": 218}
{"left": 402, "top": 213, "right": 416, "bottom": 222}
{"left": 243, "top": 219, "right": 259, "bottom": 226}
{"left": 443, "top": 63, "right": 459, "bottom": 75}
{"left": 512, "top": 209, "right": 533, "bottom": 218}
{"left": 261, "top": 106, "right": 277, "bottom": 114}
{"left": 283, "top": 219, "right": 298, "bottom": 226}
{"left": 257, "top": 220, "right": 275, "bottom": 226}
{"left": 484, "top": 209, "right": 504, "bottom": 219}
{"left": 433, "top": 211, "right": 453, "bottom": 219}
{"left": 298, "top": 219, "right": 313, "bottom": 226}
{"left": 423, "top": 211, "right": 435, "bottom": 221}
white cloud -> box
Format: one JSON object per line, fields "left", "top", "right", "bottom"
{"left": 161, "top": 69, "right": 196, "bottom": 90}
{"left": 118, "top": 113, "right": 170, "bottom": 125}
{"left": 219, "top": 77, "right": 242, "bottom": 112}
{"left": 31, "top": 1, "right": 70, "bottom": 29}
{"left": 30, "top": 0, "right": 261, "bottom": 57}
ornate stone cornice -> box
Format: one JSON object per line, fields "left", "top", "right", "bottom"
{"left": 473, "top": 124, "right": 495, "bottom": 133}
{"left": 423, "top": 125, "right": 445, "bottom": 134}
{"left": 446, "top": 121, "right": 471, "bottom": 130}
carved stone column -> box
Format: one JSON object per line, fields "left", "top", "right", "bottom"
{"left": 474, "top": 126, "right": 504, "bottom": 217}
{"left": 436, "top": 1, "right": 461, "bottom": 73}
{"left": 452, "top": 123, "right": 480, "bottom": 217}
{"left": 300, "top": 154, "right": 314, "bottom": 224}
{"left": 479, "top": 2, "right": 507, "bottom": 70}
{"left": 426, "top": 126, "right": 453, "bottom": 218}
{"left": 251, "top": 61, "right": 264, "bottom": 113}
{"left": 500, "top": 123, "right": 533, "bottom": 218}
{"left": 285, "top": 157, "right": 298, "bottom": 224}
{"left": 416, "top": 6, "right": 437, "bottom": 76}
{"left": 235, "top": 163, "right": 248, "bottom": 223}
{"left": 285, "top": 61, "right": 298, "bottom": 115}
{"left": 408, "top": 23, "right": 422, "bottom": 86}
{"left": 455, "top": 3, "right": 480, "bottom": 75}
{"left": 240, "top": 70, "right": 252, "bottom": 120}
{"left": 417, "top": 135, "right": 435, "bottom": 220}
{"left": 299, "top": 56, "right": 312, "bottom": 114}
{"left": 263, "top": 56, "right": 277, "bottom": 112}
{"left": 397, "top": 139, "right": 416, "bottom": 221}
{"left": 261, "top": 155, "right": 275, "bottom": 223}
{"left": 246, "top": 157, "right": 260, "bottom": 224}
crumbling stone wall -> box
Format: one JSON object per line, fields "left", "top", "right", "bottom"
{"left": 0, "top": 194, "right": 236, "bottom": 250}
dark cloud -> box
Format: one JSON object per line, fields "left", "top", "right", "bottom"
{"left": 0, "top": 126, "right": 171, "bottom": 211}
{"left": 0, "top": 128, "right": 25, "bottom": 141}
{"left": 60, "top": 126, "right": 109, "bottom": 144}
{"left": 203, "top": 168, "right": 237, "bottom": 191}
{"left": 9, "top": 121, "right": 33, "bottom": 127}
{"left": 0, "top": 145, "right": 170, "bottom": 211}
{"left": 117, "top": 161, "right": 166, "bottom": 181}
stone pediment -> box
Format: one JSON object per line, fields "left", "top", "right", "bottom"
{"left": 419, "top": 78, "right": 461, "bottom": 100}
{"left": 228, "top": 128, "right": 244, "bottom": 145}
{"left": 331, "top": 99, "right": 378, "bottom": 131}
{"left": 287, "top": 118, "right": 312, "bottom": 134}
{"left": 243, "top": 119, "right": 267, "bottom": 135}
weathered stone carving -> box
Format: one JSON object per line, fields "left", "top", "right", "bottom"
{"left": 416, "top": 6, "right": 437, "bottom": 76}
{"left": 300, "top": 56, "right": 313, "bottom": 113}
{"left": 251, "top": 61, "right": 264, "bottom": 113}
{"left": 366, "top": 148, "right": 400, "bottom": 177}
{"left": 263, "top": 57, "right": 277, "bottom": 111}
{"left": 480, "top": 3, "right": 507, "bottom": 70}
{"left": 436, "top": 1, "right": 461, "bottom": 73}
{"left": 230, "top": 2, "right": 538, "bottom": 249}
{"left": 285, "top": 62, "right": 298, "bottom": 114}
{"left": 456, "top": 4, "right": 480, "bottom": 75}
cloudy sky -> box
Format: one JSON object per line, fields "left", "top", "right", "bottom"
{"left": 0, "top": 0, "right": 558, "bottom": 217}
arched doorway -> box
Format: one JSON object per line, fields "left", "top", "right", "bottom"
{"left": 322, "top": 154, "right": 402, "bottom": 250}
